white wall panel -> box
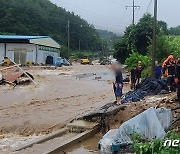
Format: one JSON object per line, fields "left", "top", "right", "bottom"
{"left": 0, "top": 43, "right": 5, "bottom": 62}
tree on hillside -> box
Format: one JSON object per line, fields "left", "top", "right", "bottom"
{"left": 114, "top": 13, "right": 168, "bottom": 63}
{"left": 97, "top": 29, "right": 120, "bottom": 51}
{"left": 0, "top": 0, "right": 102, "bottom": 51}
{"left": 169, "top": 26, "right": 180, "bottom": 35}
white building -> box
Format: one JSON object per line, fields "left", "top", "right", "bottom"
{"left": 0, "top": 35, "right": 61, "bottom": 64}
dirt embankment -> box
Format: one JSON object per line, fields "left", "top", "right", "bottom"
{"left": 104, "top": 94, "right": 180, "bottom": 132}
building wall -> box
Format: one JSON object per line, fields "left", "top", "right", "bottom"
{"left": 0, "top": 43, "right": 60, "bottom": 64}
{"left": 5, "top": 43, "right": 36, "bottom": 64}
{"left": 36, "top": 49, "right": 59, "bottom": 64}
{"left": 0, "top": 43, "right": 5, "bottom": 62}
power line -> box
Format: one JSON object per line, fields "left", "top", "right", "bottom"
{"left": 57, "top": 0, "right": 125, "bottom": 23}
{"left": 126, "top": 0, "right": 140, "bottom": 25}
{"left": 146, "top": 0, "right": 153, "bottom": 13}
{"left": 109, "top": 0, "right": 131, "bottom": 5}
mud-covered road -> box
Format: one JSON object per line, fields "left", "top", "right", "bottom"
{"left": 0, "top": 64, "right": 127, "bottom": 136}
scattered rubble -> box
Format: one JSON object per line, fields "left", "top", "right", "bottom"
{"left": 0, "top": 65, "right": 34, "bottom": 87}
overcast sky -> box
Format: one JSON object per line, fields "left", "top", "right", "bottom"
{"left": 50, "top": 0, "right": 180, "bottom": 34}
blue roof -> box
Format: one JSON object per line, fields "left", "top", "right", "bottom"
{"left": 0, "top": 35, "right": 50, "bottom": 40}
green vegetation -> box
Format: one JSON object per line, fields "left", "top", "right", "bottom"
{"left": 71, "top": 50, "right": 94, "bottom": 59}
{"left": 169, "top": 26, "right": 180, "bottom": 35}
{"left": 0, "top": 0, "right": 102, "bottom": 51}
{"left": 114, "top": 13, "right": 168, "bottom": 63}
{"left": 97, "top": 29, "right": 120, "bottom": 58}
{"left": 133, "top": 131, "right": 180, "bottom": 154}
{"left": 124, "top": 52, "right": 151, "bottom": 78}
{"left": 125, "top": 52, "right": 151, "bottom": 70}
{"left": 113, "top": 13, "right": 180, "bottom": 78}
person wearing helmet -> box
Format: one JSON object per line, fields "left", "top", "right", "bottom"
{"left": 162, "top": 54, "right": 176, "bottom": 92}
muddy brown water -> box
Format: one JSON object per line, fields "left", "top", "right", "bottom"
{"left": 0, "top": 64, "right": 119, "bottom": 135}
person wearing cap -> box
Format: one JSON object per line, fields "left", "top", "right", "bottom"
{"left": 111, "top": 61, "right": 123, "bottom": 105}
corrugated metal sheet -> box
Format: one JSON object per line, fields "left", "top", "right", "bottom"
{"left": 0, "top": 35, "right": 49, "bottom": 40}
{"left": 30, "top": 37, "right": 60, "bottom": 49}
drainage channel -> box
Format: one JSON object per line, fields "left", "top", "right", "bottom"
{"left": 57, "top": 134, "right": 102, "bottom": 154}
{"left": 14, "top": 120, "right": 100, "bottom": 154}
{"left": 14, "top": 103, "right": 124, "bottom": 154}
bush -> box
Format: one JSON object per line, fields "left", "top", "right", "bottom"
{"left": 133, "top": 131, "right": 180, "bottom": 154}
{"left": 125, "top": 52, "right": 151, "bottom": 70}
{"left": 141, "top": 66, "right": 151, "bottom": 78}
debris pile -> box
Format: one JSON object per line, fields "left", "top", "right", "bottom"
{"left": 4, "top": 71, "right": 34, "bottom": 85}
{"left": 122, "top": 78, "right": 168, "bottom": 103}
{"left": 0, "top": 65, "right": 34, "bottom": 86}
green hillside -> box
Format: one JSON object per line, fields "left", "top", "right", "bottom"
{"left": 0, "top": 0, "right": 102, "bottom": 51}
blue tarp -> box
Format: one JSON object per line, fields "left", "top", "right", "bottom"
{"left": 122, "top": 78, "right": 168, "bottom": 104}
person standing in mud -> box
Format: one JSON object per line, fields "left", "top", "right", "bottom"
{"left": 174, "top": 57, "right": 180, "bottom": 106}
{"left": 162, "top": 54, "right": 176, "bottom": 92}
{"left": 135, "top": 61, "right": 143, "bottom": 85}
{"left": 111, "top": 62, "right": 123, "bottom": 105}
{"left": 154, "top": 61, "right": 162, "bottom": 79}
{"left": 130, "top": 67, "right": 136, "bottom": 90}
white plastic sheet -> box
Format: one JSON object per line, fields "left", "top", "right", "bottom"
{"left": 99, "top": 107, "right": 172, "bottom": 153}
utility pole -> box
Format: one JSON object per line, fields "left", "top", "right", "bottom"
{"left": 126, "top": 0, "right": 140, "bottom": 25}
{"left": 101, "top": 40, "right": 104, "bottom": 56}
{"left": 67, "top": 20, "right": 70, "bottom": 59}
{"left": 151, "top": 0, "right": 158, "bottom": 77}
{"left": 79, "top": 40, "right": 81, "bottom": 52}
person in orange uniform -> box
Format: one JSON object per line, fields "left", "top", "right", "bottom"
{"left": 162, "top": 54, "right": 176, "bottom": 92}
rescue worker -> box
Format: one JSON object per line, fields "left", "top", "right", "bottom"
{"left": 174, "top": 57, "right": 180, "bottom": 105}
{"left": 111, "top": 61, "right": 123, "bottom": 105}
{"left": 162, "top": 54, "right": 176, "bottom": 92}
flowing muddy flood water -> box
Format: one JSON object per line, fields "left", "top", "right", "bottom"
{"left": 58, "top": 134, "right": 102, "bottom": 154}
